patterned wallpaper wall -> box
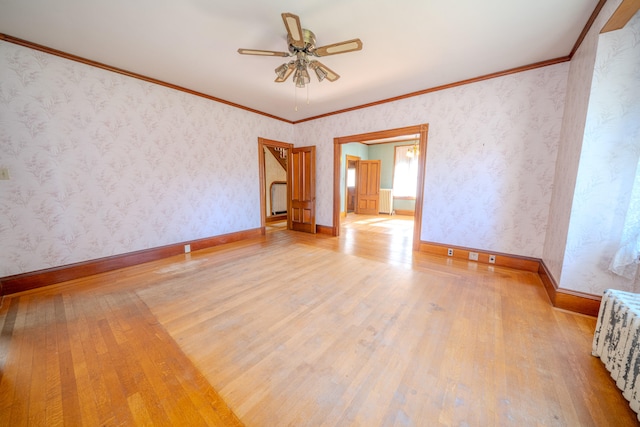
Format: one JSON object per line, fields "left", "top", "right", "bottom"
{"left": 542, "top": 0, "right": 624, "bottom": 289}
{"left": 4, "top": 17, "right": 617, "bottom": 296}
{"left": 295, "top": 64, "right": 569, "bottom": 259}
{"left": 562, "top": 10, "right": 640, "bottom": 295}
{"left": 0, "top": 41, "right": 293, "bottom": 277}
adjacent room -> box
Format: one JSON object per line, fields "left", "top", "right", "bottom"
{"left": 1, "top": 0, "right": 640, "bottom": 425}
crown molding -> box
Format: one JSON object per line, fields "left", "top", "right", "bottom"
{"left": 0, "top": 0, "right": 609, "bottom": 126}
{"left": 0, "top": 33, "right": 294, "bottom": 124}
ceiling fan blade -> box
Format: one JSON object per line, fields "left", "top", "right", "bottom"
{"left": 237, "top": 48, "right": 289, "bottom": 57}
{"left": 275, "top": 62, "right": 295, "bottom": 83}
{"left": 281, "top": 13, "right": 304, "bottom": 48}
{"left": 313, "top": 38, "right": 363, "bottom": 56}
{"left": 310, "top": 61, "right": 340, "bottom": 82}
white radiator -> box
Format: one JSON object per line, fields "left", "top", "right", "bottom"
{"left": 271, "top": 182, "right": 287, "bottom": 215}
{"left": 593, "top": 289, "right": 640, "bottom": 421}
{"left": 379, "top": 189, "right": 393, "bottom": 214}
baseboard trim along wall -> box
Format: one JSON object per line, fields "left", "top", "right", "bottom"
{"left": 0, "top": 228, "right": 262, "bottom": 296}
{"left": 1, "top": 228, "right": 602, "bottom": 317}
{"left": 418, "top": 241, "right": 601, "bottom": 317}
{"left": 418, "top": 241, "right": 540, "bottom": 272}
{"left": 394, "top": 209, "right": 415, "bottom": 216}
{"left": 538, "top": 260, "right": 602, "bottom": 317}
{"left": 316, "top": 224, "right": 335, "bottom": 236}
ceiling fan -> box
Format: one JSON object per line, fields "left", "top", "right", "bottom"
{"left": 238, "top": 12, "right": 363, "bottom": 88}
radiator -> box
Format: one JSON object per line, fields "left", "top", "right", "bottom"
{"left": 270, "top": 182, "right": 287, "bottom": 215}
{"left": 593, "top": 289, "right": 640, "bottom": 421}
{"left": 379, "top": 189, "right": 393, "bottom": 214}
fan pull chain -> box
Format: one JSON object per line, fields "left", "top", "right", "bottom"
{"left": 293, "top": 83, "right": 310, "bottom": 111}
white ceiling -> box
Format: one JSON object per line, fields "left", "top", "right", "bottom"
{"left": 0, "top": 0, "right": 599, "bottom": 122}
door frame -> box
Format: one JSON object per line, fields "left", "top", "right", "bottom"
{"left": 333, "top": 124, "right": 429, "bottom": 250}
{"left": 258, "top": 137, "right": 293, "bottom": 234}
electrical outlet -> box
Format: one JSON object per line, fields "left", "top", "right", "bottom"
{"left": 469, "top": 252, "right": 478, "bottom": 261}
{"left": 447, "top": 248, "right": 454, "bottom": 256}
{"left": 489, "top": 255, "right": 496, "bottom": 264}
{"left": 0, "top": 168, "right": 9, "bottom": 180}
{"left": 184, "top": 244, "right": 191, "bottom": 253}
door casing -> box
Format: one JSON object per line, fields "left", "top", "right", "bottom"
{"left": 333, "top": 124, "right": 429, "bottom": 250}
{"left": 258, "top": 137, "right": 292, "bottom": 234}
{"left": 344, "top": 155, "right": 359, "bottom": 215}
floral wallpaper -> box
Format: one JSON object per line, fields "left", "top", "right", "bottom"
{"left": 0, "top": 41, "right": 293, "bottom": 277}
{"left": 561, "top": 8, "right": 640, "bottom": 295}
{"left": 4, "top": 10, "right": 626, "bottom": 299}
{"left": 296, "top": 64, "right": 569, "bottom": 259}
{"left": 542, "top": 0, "right": 632, "bottom": 293}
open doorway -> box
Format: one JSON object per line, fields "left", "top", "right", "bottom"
{"left": 345, "top": 155, "right": 359, "bottom": 215}
{"left": 258, "top": 137, "right": 292, "bottom": 234}
{"left": 333, "top": 125, "right": 428, "bottom": 250}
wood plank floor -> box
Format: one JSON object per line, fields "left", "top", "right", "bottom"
{"left": 0, "top": 214, "right": 636, "bottom": 426}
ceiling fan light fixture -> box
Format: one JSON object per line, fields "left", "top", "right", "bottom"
{"left": 294, "top": 67, "right": 310, "bottom": 88}
{"left": 274, "top": 62, "right": 295, "bottom": 83}
{"left": 301, "top": 68, "right": 310, "bottom": 83}
{"left": 309, "top": 61, "right": 327, "bottom": 82}
{"left": 238, "top": 12, "right": 362, "bottom": 105}
{"left": 275, "top": 63, "right": 289, "bottom": 79}
{"left": 314, "top": 67, "right": 327, "bottom": 82}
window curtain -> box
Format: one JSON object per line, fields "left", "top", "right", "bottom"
{"left": 393, "top": 145, "right": 418, "bottom": 198}
{"left": 610, "top": 161, "right": 640, "bottom": 279}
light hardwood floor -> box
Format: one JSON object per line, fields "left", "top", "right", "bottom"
{"left": 0, "top": 214, "right": 636, "bottom": 426}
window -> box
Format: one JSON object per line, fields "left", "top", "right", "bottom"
{"left": 393, "top": 144, "right": 419, "bottom": 198}
{"left": 347, "top": 167, "right": 356, "bottom": 187}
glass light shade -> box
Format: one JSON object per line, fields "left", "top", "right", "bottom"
{"left": 275, "top": 63, "right": 289, "bottom": 79}
{"left": 314, "top": 66, "right": 327, "bottom": 82}
{"left": 295, "top": 68, "right": 310, "bottom": 88}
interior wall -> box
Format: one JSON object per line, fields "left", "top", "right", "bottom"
{"left": 5, "top": 17, "right": 617, "bottom": 285}
{"left": 367, "top": 141, "right": 412, "bottom": 189}
{"left": 295, "top": 64, "right": 569, "bottom": 259}
{"left": 0, "top": 41, "right": 293, "bottom": 277}
{"left": 561, "top": 9, "right": 640, "bottom": 295}
{"left": 542, "top": 0, "right": 623, "bottom": 286}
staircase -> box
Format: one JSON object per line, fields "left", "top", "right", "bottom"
{"left": 267, "top": 146, "right": 287, "bottom": 171}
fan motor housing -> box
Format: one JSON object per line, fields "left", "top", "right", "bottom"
{"left": 288, "top": 29, "right": 316, "bottom": 54}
